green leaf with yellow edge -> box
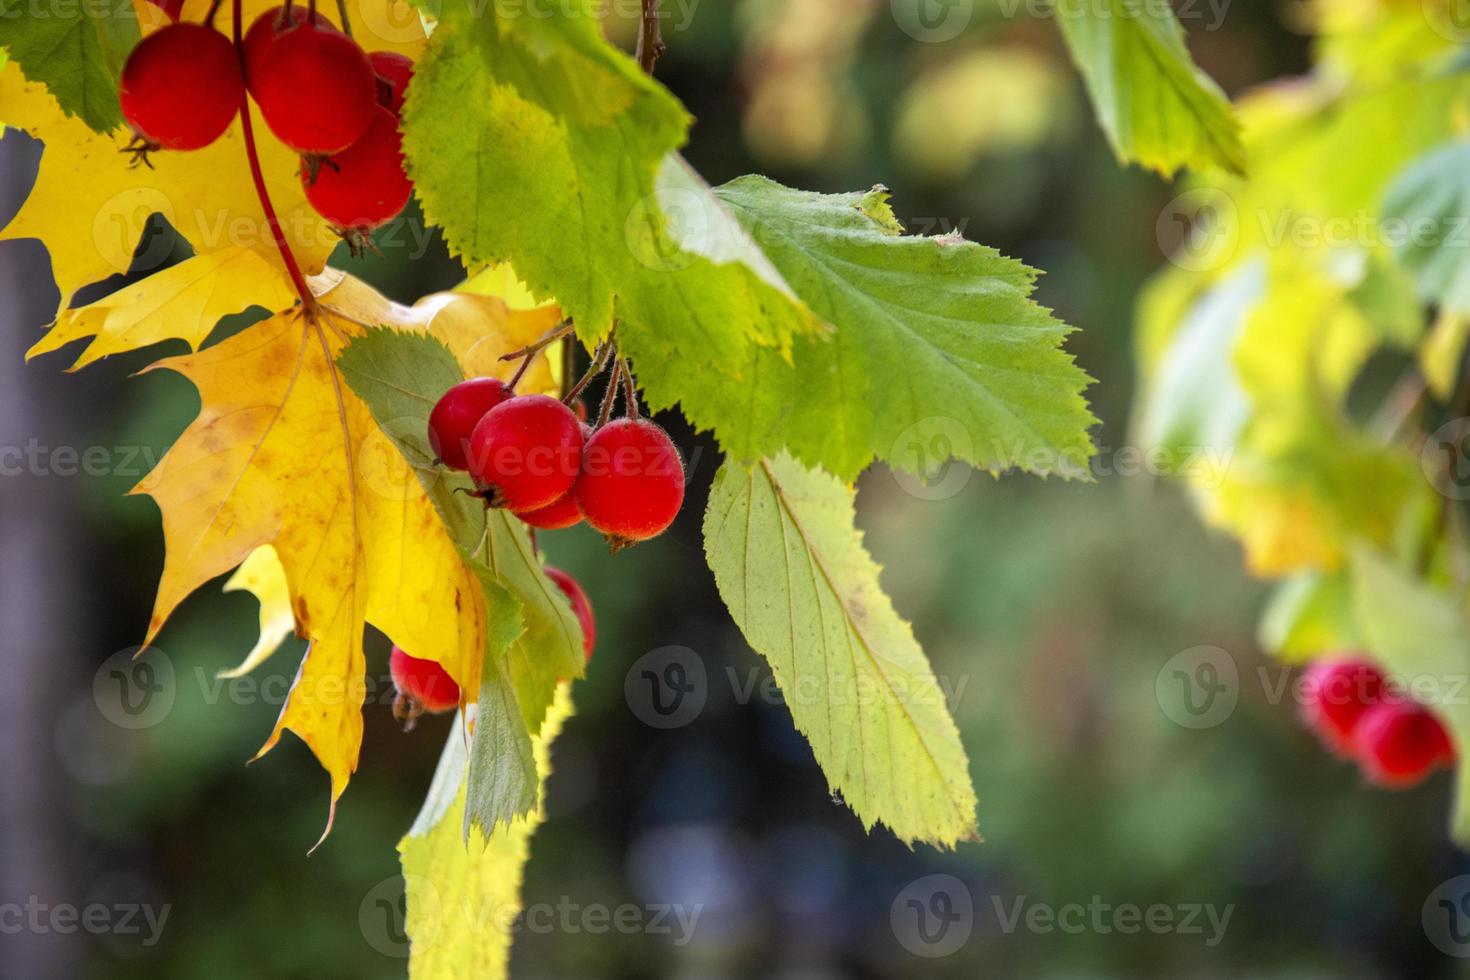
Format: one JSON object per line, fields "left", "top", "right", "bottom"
{"left": 399, "top": 685, "right": 575, "bottom": 979}
{"left": 628, "top": 177, "right": 1096, "bottom": 481}
{"left": 1054, "top": 0, "right": 1244, "bottom": 177}
{"left": 704, "top": 453, "right": 978, "bottom": 849}
{"left": 0, "top": 0, "right": 139, "bottom": 132}
{"left": 1352, "top": 548, "right": 1470, "bottom": 845}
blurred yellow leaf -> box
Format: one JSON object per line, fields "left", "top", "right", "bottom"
{"left": 220, "top": 544, "right": 296, "bottom": 679}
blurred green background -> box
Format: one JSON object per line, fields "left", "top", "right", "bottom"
{"left": 3, "top": 1, "right": 1468, "bottom": 977}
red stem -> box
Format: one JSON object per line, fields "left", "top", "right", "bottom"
{"left": 233, "top": 0, "right": 317, "bottom": 315}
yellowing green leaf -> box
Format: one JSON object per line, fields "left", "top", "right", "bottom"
{"left": 1382, "top": 140, "right": 1470, "bottom": 315}
{"left": 399, "top": 685, "right": 574, "bottom": 980}
{"left": 704, "top": 454, "right": 978, "bottom": 848}
{"left": 1055, "top": 0, "right": 1244, "bottom": 177}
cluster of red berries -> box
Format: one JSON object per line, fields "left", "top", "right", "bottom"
{"left": 1299, "top": 657, "right": 1455, "bottom": 788}
{"left": 118, "top": 4, "right": 413, "bottom": 249}
{"left": 427, "top": 376, "right": 687, "bottom": 550}
{"left": 389, "top": 566, "right": 596, "bottom": 724}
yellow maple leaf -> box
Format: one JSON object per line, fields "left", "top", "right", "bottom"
{"left": 398, "top": 685, "right": 573, "bottom": 979}
{"left": 133, "top": 270, "right": 562, "bottom": 843}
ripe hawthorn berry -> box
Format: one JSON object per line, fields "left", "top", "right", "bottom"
{"left": 253, "top": 19, "right": 377, "bottom": 154}
{"left": 1353, "top": 701, "right": 1454, "bottom": 788}
{"left": 575, "top": 418, "right": 685, "bottom": 551}
{"left": 119, "top": 23, "right": 243, "bottom": 154}
{"left": 369, "top": 50, "right": 413, "bottom": 113}
{"left": 1299, "top": 658, "right": 1387, "bottom": 757}
{"left": 242, "top": 5, "right": 335, "bottom": 92}
{"left": 467, "top": 395, "right": 584, "bottom": 512}
{"left": 428, "top": 377, "right": 512, "bottom": 471}
{"left": 516, "top": 424, "right": 591, "bottom": 530}
{"left": 389, "top": 645, "right": 460, "bottom": 727}
{"left": 301, "top": 106, "right": 413, "bottom": 246}
{"left": 544, "top": 566, "right": 596, "bottom": 661}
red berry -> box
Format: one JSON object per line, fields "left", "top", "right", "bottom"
{"left": 1353, "top": 701, "right": 1454, "bottom": 788}
{"left": 119, "top": 24, "right": 243, "bottom": 151}
{"left": 389, "top": 645, "right": 460, "bottom": 715}
{"left": 254, "top": 20, "right": 376, "bottom": 153}
{"left": 515, "top": 423, "right": 591, "bottom": 529}
{"left": 575, "top": 418, "right": 685, "bottom": 549}
{"left": 517, "top": 490, "right": 582, "bottom": 530}
{"left": 1299, "top": 658, "right": 1388, "bottom": 757}
{"left": 467, "top": 395, "right": 584, "bottom": 511}
{"left": 428, "top": 377, "right": 512, "bottom": 471}
{"left": 369, "top": 50, "right": 413, "bottom": 113}
{"left": 243, "top": 5, "right": 335, "bottom": 92}
{"left": 545, "top": 566, "right": 596, "bottom": 661}
{"left": 301, "top": 106, "right": 413, "bottom": 234}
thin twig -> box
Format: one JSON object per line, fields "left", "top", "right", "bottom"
{"left": 635, "top": 0, "right": 665, "bottom": 75}
{"left": 334, "top": 0, "right": 353, "bottom": 35}
{"left": 564, "top": 341, "right": 613, "bottom": 407}
{"left": 233, "top": 0, "right": 317, "bottom": 316}
{"left": 502, "top": 319, "right": 575, "bottom": 391}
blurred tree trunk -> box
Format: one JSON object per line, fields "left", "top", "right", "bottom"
{"left": 0, "top": 132, "right": 81, "bottom": 980}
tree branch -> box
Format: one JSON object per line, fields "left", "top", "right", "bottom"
{"left": 635, "top": 0, "right": 665, "bottom": 75}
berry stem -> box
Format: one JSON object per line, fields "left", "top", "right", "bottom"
{"left": 334, "top": 0, "right": 353, "bottom": 37}
{"left": 619, "top": 358, "right": 641, "bottom": 420}
{"left": 233, "top": 0, "right": 318, "bottom": 317}
{"left": 564, "top": 339, "right": 613, "bottom": 407}
{"left": 596, "top": 358, "right": 623, "bottom": 428}
{"left": 635, "top": 0, "right": 665, "bottom": 75}
{"left": 501, "top": 318, "right": 574, "bottom": 390}
{"left": 205, "top": 0, "right": 224, "bottom": 26}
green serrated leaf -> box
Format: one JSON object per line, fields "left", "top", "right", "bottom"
{"left": 464, "top": 592, "right": 539, "bottom": 839}
{"left": 0, "top": 0, "right": 138, "bottom": 132}
{"left": 1055, "top": 0, "right": 1244, "bottom": 177}
{"left": 1352, "top": 547, "right": 1470, "bottom": 845}
{"left": 336, "top": 328, "right": 585, "bottom": 825}
{"left": 629, "top": 176, "right": 1097, "bottom": 481}
{"left": 1382, "top": 140, "right": 1470, "bottom": 315}
{"left": 704, "top": 453, "right": 978, "bottom": 849}
{"left": 400, "top": 3, "right": 814, "bottom": 370}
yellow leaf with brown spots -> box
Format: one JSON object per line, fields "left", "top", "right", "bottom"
{"left": 133, "top": 272, "right": 563, "bottom": 842}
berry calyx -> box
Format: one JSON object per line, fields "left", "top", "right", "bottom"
{"left": 467, "top": 395, "right": 585, "bottom": 512}
{"left": 1353, "top": 701, "right": 1454, "bottom": 788}
{"left": 545, "top": 566, "right": 596, "bottom": 661}
{"left": 369, "top": 50, "right": 414, "bottom": 113}
{"left": 389, "top": 645, "right": 460, "bottom": 727}
{"left": 119, "top": 24, "right": 243, "bottom": 154}
{"left": 242, "top": 5, "right": 336, "bottom": 92}
{"left": 301, "top": 106, "right": 413, "bottom": 248}
{"left": 1299, "top": 658, "right": 1388, "bottom": 757}
{"left": 575, "top": 418, "right": 685, "bottom": 551}
{"left": 428, "top": 377, "right": 512, "bottom": 471}
{"left": 253, "top": 20, "right": 376, "bottom": 154}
